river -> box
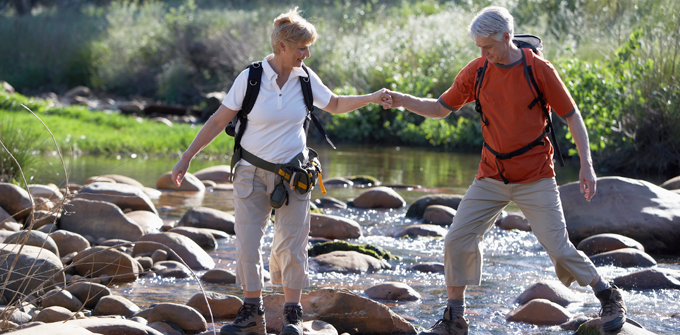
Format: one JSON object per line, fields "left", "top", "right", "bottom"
{"left": 35, "top": 144, "right": 680, "bottom": 334}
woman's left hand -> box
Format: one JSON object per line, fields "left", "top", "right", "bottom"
{"left": 374, "top": 88, "right": 392, "bottom": 109}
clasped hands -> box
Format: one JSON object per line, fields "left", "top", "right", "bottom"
{"left": 374, "top": 88, "right": 405, "bottom": 109}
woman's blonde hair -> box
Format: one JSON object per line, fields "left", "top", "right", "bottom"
{"left": 271, "top": 7, "right": 317, "bottom": 54}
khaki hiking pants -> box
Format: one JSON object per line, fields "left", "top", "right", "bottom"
{"left": 233, "top": 163, "right": 311, "bottom": 291}
{"left": 445, "top": 177, "right": 598, "bottom": 287}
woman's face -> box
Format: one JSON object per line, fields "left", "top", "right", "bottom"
{"left": 281, "top": 41, "right": 311, "bottom": 67}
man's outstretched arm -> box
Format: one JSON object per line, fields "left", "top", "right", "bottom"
{"left": 565, "top": 111, "right": 597, "bottom": 201}
{"left": 385, "top": 89, "right": 453, "bottom": 119}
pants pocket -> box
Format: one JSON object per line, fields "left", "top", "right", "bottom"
{"left": 233, "top": 163, "right": 256, "bottom": 199}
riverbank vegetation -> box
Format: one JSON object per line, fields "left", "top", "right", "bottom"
{"left": 0, "top": 0, "right": 678, "bottom": 176}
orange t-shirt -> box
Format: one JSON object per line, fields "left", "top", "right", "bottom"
{"left": 439, "top": 48, "right": 577, "bottom": 184}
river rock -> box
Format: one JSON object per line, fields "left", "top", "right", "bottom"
{"left": 37, "top": 223, "right": 58, "bottom": 234}
{"left": 0, "top": 243, "right": 65, "bottom": 303}
{"left": 50, "top": 230, "right": 90, "bottom": 256}
{"left": 143, "top": 187, "right": 162, "bottom": 199}
{"left": 409, "top": 262, "right": 445, "bottom": 274}
{"left": 65, "top": 282, "right": 112, "bottom": 309}
{"left": 310, "top": 213, "right": 362, "bottom": 239}
{"left": 147, "top": 322, "right": 182, "bottom": 335}
{"left": 186, "top": 292, "right": 242, "bottom": 318}
{"left": 202, "top": 180, "right": 217, "bottom": 188}
{"left": 313, "top": 197, "right": 347, "bottom": 209}
{"left": 307, "top": 241, "right": 394, "bottom": 260}
{"left": 75, "top": 182, "right": 158, "bottom": 215}
{"left": 348, "top": 175, "right": 381, "bottom": 187}
{"left": 5, "top": 230, "right": 60, "bottom": 257}
{"left": 151, "top": 260, "right": 193, "bottom": 278}
{"left": 85, "top": 176, "right": 117, "bottom": 184}
{"left": 201, "top": 268, "right": 237, "bottom": 284}
{"left": 574, "top": 318, "right": 656, "bottom": 335}
{"left": 1, "top": 307, "right": 32, "bottom": 324}
{"left": 660, "top": 175, "right": 680, "bottom": 190}
{"left": 0, "top": 230, "right": 14, "bottom": 243}
{"left": 132, "top": 232, "right": 215, "bottom": 270}
{"left": 0, "top": 221, "right": 21, "bottom": 232}
{"left": 135, "top": 256, "right": 153, "bottom": 270}
{"left": 99, "top": 174, "right": 146, "bottom": 189}
{"left": 310, "top": 251, "right": 389, "bottom": 274}
{"left": 560, "top": 176, "right": 680, "bottom": 254}
{"left": 0, "top": 182, "right": 33, "bottom": 220}
{"left": 25, "top": 210, "right": 60, "bottom": 229}
{"left": 506, "top": 298, "right": 572, "bottom": 325}
{"left": 323, "top": 177, "right": 353, "bottom": 187}
{"left": 352, "top": 187, "right": 405, "bottom": 209}
{"left": 513, "top": 281, "right": 579, "bottom": 307}
{"left": 169, "top": 227, "right": 217, "bottom": 250}
{"left": 209, "top": 183, "right": 234, "bottom": 192}
{"left": 560, "top": 316, "right": 591, "bottom": 330}
{"left": 263, "top": 288, "right": 415, "bottom": 334}
{"left": 28, "top": 184, "right": 64, "bottom": 201}
{"left": 178, "top": 206, "right": 235, "bottom": 234}
{"left": 151, "top": 249, "right": 168, "bottom": 263}
{"left": 613, "top": 268, "right": 680, "bottom": 290}
{"left": 144, "top": 303, "right": 207, "bottom": 333}
{"left": 94, "top": 295, "right": 140, "bottom": 317}
{"left": 393, "top": 224, "right": 447, "bottom": 238}
{"left": 66, "top": 318, "right": 165, "bottom": 335}
{"left": 364, "top": 282, "right": 421, "bottom": 301}
{"left": 405, "top": 194, "right": 464, "bottom": 219}
{"left": 61, "top": 199, "right": 144, "bottom": 241}
{"left": 303, "top": 320, "right": 338, "bottom": 335}
{"left": 35, "top": 306, "right": 74, "bottom": 322}
{"left": 0, "top": 205, "right": 17, "bottom": 224}
{"left": 577, "top": 233, "right": 645, "bottom": 256}
{"left": 125, "top": 210, "right": 164, "bottom": 233}
{"left": 72, "top": 246, "right": 140, "bottom": 283}
{"left": 589, "top": 248, "right": 657, "bottom": 268}
{"left": 422, "top": 205, "right": 456, "bottom": 226}
{"left": 496, "top": 212, "right": 532, "bottom": 231}
{"left": 42, "top": 289, "right": 83, "bottom": 312}
{"left": 193, "top": 165, "right": 232, "bottom": 183}
{"left": 8, "top": 323, "right": 98, "bottom": 335}
{"left": 157, "top": 171, "right": 205, "bottom": 192}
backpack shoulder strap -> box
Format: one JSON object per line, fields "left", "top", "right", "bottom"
{"left": 474, "top": 57, "right": 490, "bottom": 126}
{"left": 300, "top": 64, "right": 336, "bottom": 149}
{"left": 233, "top": 61, "right": 263, "bottom": 151}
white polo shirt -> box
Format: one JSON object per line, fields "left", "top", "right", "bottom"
{"left": 222, "top": 54, "right": 333, "bottom": 165}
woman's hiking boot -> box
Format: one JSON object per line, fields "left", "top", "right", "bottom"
{"left": 220, "top": 303, "right": 266, "bottom": 335}
{"left": 418, "top": 307, "right": 469, "bottom": 335}
{"left": 280, "top": 304, "right": 304, "bottom": 335}
{"left": 596, "top": 286, "right": 627, "bottom": 332}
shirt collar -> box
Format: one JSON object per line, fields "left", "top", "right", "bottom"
{"left": 262, "top": 54, "right": 309, "bottom": 82}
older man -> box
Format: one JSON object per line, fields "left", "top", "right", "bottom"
{"left": 387, "top": 6, "right": 627, "bottom": 335}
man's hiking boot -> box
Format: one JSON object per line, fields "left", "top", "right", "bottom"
{"left": 596, "top": 286, "right": 627, "bottom": 332}
{"left": 281, "top": 304, "right": 304, "bottom": 335}
{"left": 220, "top": 303, "right": 266, "bottom": 335}
{"left": 418, "top": 307, "right": 469, "bottom": 335}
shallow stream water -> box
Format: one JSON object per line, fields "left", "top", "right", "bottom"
{"left": 36, "top": 144, "right": 680, "bottom": 334}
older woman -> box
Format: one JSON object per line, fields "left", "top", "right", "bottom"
{"left": 172, "top": 7, "right": 391, "bottom": 335}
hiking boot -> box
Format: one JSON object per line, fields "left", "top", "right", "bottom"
{"left": 280, "top": 304, "right": 304, "bottom": 335}
{"left": 220, "top": 303, "right": 266, "bottom": 335}
{"left": 418, "top": 307, "right": 468, "bottom": 335}
{"left": 596, "top": 286, "right": 627, "bottom": 332}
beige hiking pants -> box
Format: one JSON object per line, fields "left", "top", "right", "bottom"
{"left": 445, "top": 177, "right": 598, "bottom": 287}
{"left": 233, "top": 163, "right": 311, "bottom": 291}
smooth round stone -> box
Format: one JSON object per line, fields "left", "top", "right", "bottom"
{"left": 496, "top": 212, "right": 531, "bottom": 231}
{"left": 34, "top": 306, "right": 74, "bottom": 323}
{"left": 65, "top": 282, "right": 112, "bottom": 309}
{"left": 513, "top": 281, "right": 579, "bottom": 307}
{"left": 352, "top": 186, "right": 405, "bottom": 209}
{"left": 201, "top": 268, "right": 237, "bottom": 284}
{"left": 157, "top": 171, "right": 205, "bottom": 192}
{"left": 577, "top": 233, "right": 645, "bottom": 256}
{"left": 0, "top": 182, "right": 33, "bottom": 220}
{"left": 151, "top": 249, "right": 168, "bottom": 263}
{"left": 409, "top": 262, "right": 445, "bottom": 274}
{"left": 186, "top": 292, "right": 242, "bottom": 318}
{"left": 405, "top": 194, "right": 465, "bottom": 219}
{"left": 94, "top": 295, "right": 140, "bottom": 317}
{"left": 589, "top": 248, "right": 657, "bottom": 268}
{"left": 310, "top": 251, "right": 389, "bottom": 274}
{"left": 393, "top": 224, "right": 447, "bottom": 238}
{"left": 145, "top": 303, "right": 207, "bottom": 333}
{"left": 168, "top": 227, "right": 217, "bottom": 250}
{"left": 42, "top": 289, "right": 83, "bottom": 312}
{"left": 178, "top": 207, "right": 235, "bottom": 234}
{"left": 506, "top": 299, "right": 572, "bottom": 326}
{"left": 310, "top": 213, "right": 362, "bottom": 240}
{"left": 152, "top": 260, "right": 193, "bottom": 278}
{"left": 364, "top": 282, "right": 421, "bottom": 301}
{"left": 193, "top": 165, "right": 232, "bottom": 183}
{"left": 135, "top": 256, "right": 154, "bottom": 270}
{"left": 50, "top": 231, "right": 91, "bottom": 256}
{"left": 5, "top": 230, "right": 60, "bottom": 257}
{"left": 322, "top": 177, "right": 353, "bottom": 187}
{"left": 313, "top": 197, "right": 348, "bottom": 210}
{"left": 422, "top": 205, "right": 456, "bottom": 226}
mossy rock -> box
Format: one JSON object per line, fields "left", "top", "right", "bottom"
{"left": 348, "top": 175, "right": 381, "bottom": 187}
{"left": 574, "top": 324, "right": 601, "bottom": 335}
{"left": 310, "top": 203, "right": 325, "bottom": 215}
{"left": 308, "top": 240, "right": 396, "bottom": 260}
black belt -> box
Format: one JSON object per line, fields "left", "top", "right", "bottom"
{"left": 484, "top": 131, "right": 547, "bottom": 184}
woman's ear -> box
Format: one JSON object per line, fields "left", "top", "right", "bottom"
{"left": 278, "top": 41, "right": 287, "bottom": 53}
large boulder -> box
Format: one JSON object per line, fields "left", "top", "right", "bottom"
{"left": 5, "top": 230, "right": 60, "bottom": 257}
{"left": 125, "top": 210, "right": 164, "bottom": 233}
{"left": 422, "top": 205, "right": 456, "bottom": 226}
{"left": 589, "top": 248, "right": 657, "bottom": 268}
{"left": 168, "top": 227, "right": 217, "bottom": 250}
{"left": 577, "top": 233, "right": 645, "bottom": 256}
{"left": 49, "top": 230, "right": 90, "bottom": 256}
{"left": 65, "top": 282, "right": 112, "bottom": 309}
{"left": 94, "top": 295, "right": 140, "bottom": 317}
{"left": 132, "top": 232, "right": 215, "bottom": 270}
{"left": 513, "top": 281, "right": 579, "bottom": 307}
{"left": 66, "top": 318, "right": 164, "bottom": 335}
{"left": 60, "top": 199, "right": 144, "bottom": 242}
{"left": 393, "top": 224, "right": 447, "bottom": 238}
{"left": 157, "top": 172, "right": 205, "bottom": 192}
{"left": 143, "top": 303, "right": 207, "bottom": 333}
{"left": 186, "top": 292, "right": 242, "bottom": 318}
{"left": 309, "top": 251, "right": 389, "bottom": 274}
{"left": 560, "top": 177, "right": 680, "bottom": 254}
{"left": 613, "top": 268, "right": 680, "bottom": 290}
{"left": 506, "top": 299, "right": 572, "bottom": 325}
{"left": 660, "top": 175, "right": 680, "bottom": 190}
{"left": 0, "top": 183, "right": 33, "bottom": 220}
{"left": 193, "top": 165, "right": 232, "bottom": 183}
{"left": 0, "top": 243, "right": 65, "bottom": 303}
{"left": 352, "top": 187, "right": 405, "bottom": 209}
{"left": 71, "top": 246, "right": 140, "bottom": 283}
{"left": 178, "top": 207, "right": 235, "bottom": 234}
{"left": 405, "top": 194, "right": 464, "bottom": 219}
{"left": 263, "top": 288, "right": 416, "bottom": 334}
{"left": 364, "top": 282, "right": 421, "bottom": 301}
{"left": 75, "top": 182, "right": 158, "bottom": 215}
{"left": 28, "top": 184, "right": 64, "bottom": 201}
{"left": 310, "top": 213, "right": 362, "bottom": 240}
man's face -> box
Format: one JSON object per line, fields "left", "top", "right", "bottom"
{"left": 475, "top": 33, "right": 510, "bottom": 64}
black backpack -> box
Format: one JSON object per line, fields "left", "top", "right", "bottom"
{"left": 225, "top": 62, "right": 336, "bottom": 152}
{"left": 473, "top": 34, "right": 565, "bottom": 184}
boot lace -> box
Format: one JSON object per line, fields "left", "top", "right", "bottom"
{"left": 234, "top": 304, "right": 255, "bottom": 323}
{"left": 284, "top": 306, "right": 302, "bottom": 325}
{"left": 600, "top": 296, "right": 626, "bottom": 317}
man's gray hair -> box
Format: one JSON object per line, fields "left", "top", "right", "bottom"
{"left": 469, "top": 6, "right": 514, "bottom": 42}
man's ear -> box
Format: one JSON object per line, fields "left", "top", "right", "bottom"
{"left": 503, "top": 32, "right": 511, "bottom": 43}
